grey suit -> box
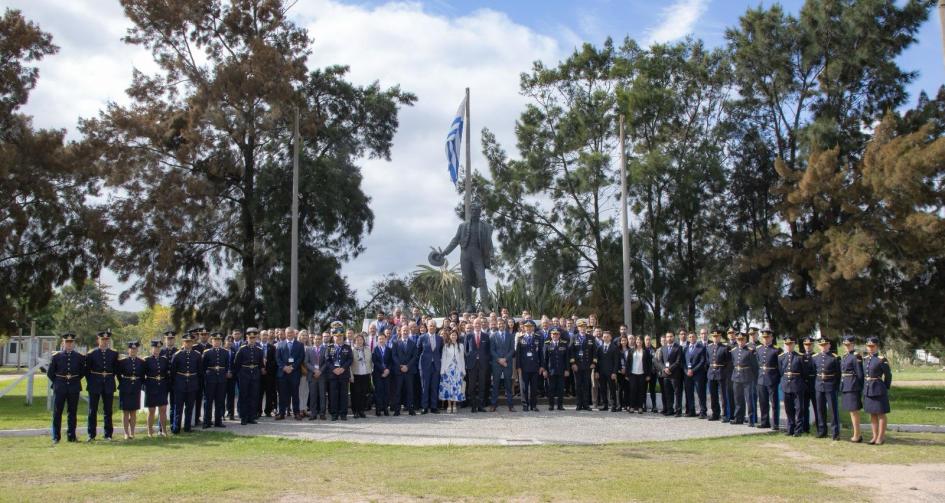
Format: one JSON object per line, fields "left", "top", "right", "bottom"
{"left": 304, "top": 344, "right": 328, "bottom": 416}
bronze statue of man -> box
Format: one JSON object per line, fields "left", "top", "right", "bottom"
{"left": 429, "top": 201, "right": 493, "bottom": 313}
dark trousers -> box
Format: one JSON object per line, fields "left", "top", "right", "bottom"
{"left": 467, "top": 363, "right": 489, "bottom": 410}
{"left": 684, "top": 375, "right": 697, "bottom": 414}
{"left": 574, "top": 368, "right": 591, "bottom": 409}
{"left": 695, "top": 373, "right": 707, "bottom": 415}
{"left": 784, "top": 390, "right": 804, "bottom": 435}
{"left": 393, "top": 372, "right": 414, "bottom": 412}
{"left": 598, "top": 374, "right": 616, "bottom": 409}
{"left": 172, "top": 389, "right": 198, "bottom": 432}
{"left": 308, "top": 377, "right": 326, "bottom": 415}
{"left": 617, "top": 373, "right": 630, "bottom": 408}
{"left": 52, "top": 390, "right": 79, "bottom": 441}
{"left": 260, "top": 374, "right": 277, "bottom": 415}
{"left": 748, "top": 383, "right": 758, "bottom": 423}
{"left": 802, "top": 380, "right": 818, "bottom": 433}
{"left": 725, "top": 376, "right": 735, "bottom": 419}
{"left": 277, "top": 373, "right": 301, "bottom": 416}
{"left": 225, "top": 378, "right": 237, "bottom": 418}
{"left": 373, "top": 375, "right": 389, "bottom": 412}
{"left": 758, "top": 382, "right": 780, "bottom": 427}
{"left": 646, "top": 374, "right": 658, "bottom": 410}
{"left": 328, "top": 377, "right": 349, "bottom": 418}
{"left": 351, "top": 374, "right": 371, "bottom": 414}
{"left": 815, "top": 389, "right": 840, "bottom": 439}
{"left": 662, "top": 376, "right": 682, "bottom": 414}
{"left": 168, "top": 389, "right": 176, "bottom": 424}
{"left": 547, "top": 374, "right": 564, "bottom": 408}
{"left": 87, "top": 391, "right": 114, "bottom": 439}
{"left": 733, "top": 380, "right": 751, "bottom": 423}
{"left": 203, "top": 380, "right": 226, "bottom": 425}
{"left": 521, "top": 371, "right": 539, "bottom": 410}
{"left": 709, "top": 378, "right": 728, "bottom": 420}
{"left": 491, "top": 365, "right": 513, "bottom": 407}
{"left": 237, "top": 375, "right": 260, "bottom": 421}
{"left": 419, "top": 365, "right": 440, "bottom": 410}
{"left": 628, "top": 373, "right": 645, "bottom": 409}
{"left": 194, "top": 381, "right": 203, "bottom": 424}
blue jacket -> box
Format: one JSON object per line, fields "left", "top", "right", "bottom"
{"left": 85, "top": 347, "right": 119, "bottom": 394}
{"left": 489, "top": 330, "right": 515, "bottom": 368}
{"left": 372, "top": 345, "right": 391, "bottom": 379}
{"left": 543, "top": 339, "right": 569, "bottom": 376}
{"left": 276, "top": 339, "right": 305, "bottom": 378}
{"left": 201, "top": 346, "right": 231, "bottom": 384}
{"left": 516, "top": 333, "right": 544, "bottom": 373}
{"left": 464, "top": 330, "right": 491, "bottom": 370}
{"left": 684, "top": 342, "right": 707, "bottom": 375}
{"left": 47, "top": 349, "right": 86, "bottom": 394}
{"left": 392, "top": 336, "right": 418, "bottom": 375}
{"left": 416, "top": 333, "right": 443, "bottom": 373}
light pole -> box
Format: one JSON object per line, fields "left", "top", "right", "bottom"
{"left": 619, "top": 115, "right": 633, "bottom": 335}
{"left": 290, "top": 108, "right": 300, "bottom": 329}
{"left": 940, "top": 1, "right": 945, "bottom": 72}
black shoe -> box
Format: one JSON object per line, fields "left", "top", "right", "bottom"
{"left": 202, "top": 424, "right": 211, "bottom": 429}
{"left": 699, "top": 414, "right": 707, "bottom": 419}
{"left": 409, "top": 411, "right": 416, "bottom": 416}
{"left": 341, "top": 416, "right": 348, "bottom": 421}
{"left": 183, "top": 427, "right": 192, "bottom": 433}
{"left": 67, "top": 437, "right": 77, "bottom": 443}
{"left": 431, "top": 409, "right": 439, "bottom": 414}
{"left": 228, "top": 415, "right": 235, "bottom": 420}
{"left": 421, "top": 409, "right": 428, "bottom": 415}
{"left": 509, "top": 406, "right": 516, "bottom": 412}
{"left": 733, "top": 420, "right": 744, "bottom": 425}
{"left": 248, "top": 419, "right": 258, "bottom": 424}
{"left": 708, "top": 416, "right": 719, "bottom": 421}
{"left": 308, "top": 416, "right": 317, "bottom": 421}
{"left": 359, "top": 412, "right": 366, "bottom": 418}
{"left": 685, "top": 413, "right": 697, "bottom": 418}
{"left": 675, "top": 412, "right": 682, "bottom": 417}
{"left": 241, "top": 420, "right": 247, "bottom": 425}
{"left": 393, "top": 411, "right": 401, "bottom": 416}
{"left": 478, "top": 407, "right": 487, "bottom": 413}
{"left": 611, "top": 408, "right": 619, "bottom": 412}
{"left": 384, "top": 410, "right": 389, "bottom": 416}
{"left": 816, "top": 433, "right": 827, "bottom": 438}
{"left": 331, "top": 416, "right": 338, "bottom": 421}
{"left": 375, "top": 411, "right": 382, "bottom": 417}
{"left": 758, "top": 422, "right": 770, "bottom": 429}
{"left": 214, "top": 422, "right": 226, "bottom": 428}
{"left": 86, "top": 437, "right": 96, "bottom": 443}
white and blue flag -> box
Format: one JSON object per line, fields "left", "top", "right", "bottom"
{"left": 446, "top": 96, "right": 466, "bottom": 186}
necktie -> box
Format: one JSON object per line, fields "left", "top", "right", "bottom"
{"left": 476, "top": 333, "right": 480, "bottom": 348}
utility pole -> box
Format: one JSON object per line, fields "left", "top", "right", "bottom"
{"left": 290, "top": 108, "right": 300, "bottom": 329}
{"left": 939, "top": 1, "right": 945, "bottom": 72}
{"left": 26, "top": 320, "right": 36, "bottom": 405}
{"left": 619, "top": 115, "right": 632, "bottom": 335}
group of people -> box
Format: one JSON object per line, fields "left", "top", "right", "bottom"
{"left": 45, "top": 307, "right": 894, "bottom": 446}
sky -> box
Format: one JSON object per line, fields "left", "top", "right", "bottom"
{"left": 7, "top": 0, "right": 945, "bottom": 313}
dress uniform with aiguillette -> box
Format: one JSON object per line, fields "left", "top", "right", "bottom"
{"left": 85, "top": 329, "right": 119, "bottom": 441}
{"left": 778, "top": 335, "right": 807, "bottom": 436}
{"left": 839, "top": 335, "right": 864, "bottom": 413}
{"left": 144, "top": 341, "right": 169, "bottom": 408}
{"left": 863, "top": 336, "right": 892, "bottom": 415}
{"left": 170, "top": 332, "right": 202, "bottom": 433}
{"left": 201, "top": 332, "right": 230, "bottom": 428}
{"left": 755, "top": 327, "right": 782, "bottom": 430}
{"left": 800, "top": 336, "right": 819, "bottom": 434}
{"left": 813, "top": 338, "right": 841, "bottom": 440}
{"left": 233, "top": 328, "right": 263, "bottom": 425}
{"left": 730, "top": 334, "right": 757, "bottom": 426}
{"left": 46, "top": 333, "right": 86, "bottom": 443}
{"left": 543, "top": 329, "right": 569, "bottom": 411}
{"left": 159, "top": 330, "right": 179, "bottom": 424}
{"left": 117, "top": 341, "right": 145, "bottom": 411}
{"left": 706, "top": 329, "right": 730, "bottom": 422}
{"left": 326, "top": 322, "right": 353, "bottom": 421}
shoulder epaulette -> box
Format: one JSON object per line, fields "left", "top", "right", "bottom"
{"left": 52, "top": 350, "right": 61, "bottom": 356}
{"left": 119, "top": 355, "right": 127, "bottom": 360}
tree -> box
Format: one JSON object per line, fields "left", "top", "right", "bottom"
{"left": 81, "top": 0, "right": 414, "bottom": 329}
{"left": 478, "top": 40, "right": 624, "bottom": 326}
{"left": 725, "top": 0, "right": 933, "bottom": 337}
{"left": 53, "top": 280, "right": 122, "bottom": 347}
{"left": 0, "top": 9, "right": 110, "bottom": 333}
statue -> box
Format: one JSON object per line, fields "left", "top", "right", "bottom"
{"left": 428, "top": 200, "right": 493, "bottom": 313}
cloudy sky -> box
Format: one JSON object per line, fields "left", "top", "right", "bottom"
{"left": 8, "top": 0, "right": 945, "bottom": 312}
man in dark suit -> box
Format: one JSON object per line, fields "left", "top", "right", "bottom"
{"left": 489, "top": 318, "right": 516, "bottom": 411}
{"left": 417, "top": 320, "right": 443, "bottom": 414}
{"left": 464, "top": 318, "right": 490, "bottom": 413}
{"left": 85, "top": 330, "right": 119, "bottom": 441}
{"left": 391, "top": 325, "right": 418, "bottom": 415}
{"left": 543, "top": 328, "right": 569, "bottom": 410}
{"left": 595, "top": 331, "right": 620, "bottom": 412}
{"left": 48, "top": 333, "right": 86, "bottom": 444}
{"left": 259, "top": 330, "right": 278, "bottom": 417}
{"left": 304, "top": 331, "right": 329, "bottom": 420}
{"left": 276, "top": 327, "right": 305, "bottom": 420}
{"left": 706, "top": 329, "right": 731, "bottom": 421}
{"left": 684, "top": 331, "right": 708, "bottom": 418}
{"left": 516, "top": 320, "right": 543, "bottom": 412}
{"left": 658, "top": 332, "right": 683, "bottom": 416}
{"left": 372, "top": 332, "right": 392, "bottom": 416}
{"left": 569, "top": 320, "right": 597, "bottom": 411}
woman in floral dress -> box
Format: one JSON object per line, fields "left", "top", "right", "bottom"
{"left": 438, "top": 329, "right": 466, "bottom": 413}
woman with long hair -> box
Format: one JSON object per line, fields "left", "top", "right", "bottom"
{"left": 863, "top": 336, "right": 892, "bottom": 445}
{"left": 349, "top": 333, "right": 373, "bottom": 419}
{"left": 438, "top": 329, "right": 466, "bottom": 413}
{"left": 617, "top": 334, "right": 631, "bottom": 411}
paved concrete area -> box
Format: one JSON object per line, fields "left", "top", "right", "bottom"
{"left": 221, "top": 409, "right": 769, "bottom": 445}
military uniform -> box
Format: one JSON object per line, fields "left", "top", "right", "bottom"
{"left": 840, "top": 338, "right": 864, "bottom": 413}
{"left": 800, "top": 337, "right": 819, "bottom": 433}
{"left": 863, "top": 349, "right": 892, "bottom": 415}
{"left": 326, "top": 333, "right": 353, "bottom": 421}
{"left": 543, "top": 331, "right": 569, "bottom": 410}
{"left": 46, "top": 333, "right": 86, "bottom": 443}
{"left": 159, "top": 331, "right": 179, "bottom": 425}
{"left": 778, "top": 337, "right": 806, "bottom": 436}
{"left": 568, "top": 326, "right": 596, "bottom": 411}
{"left": 191, "top": 328, "right": 209, "bottom": 425}
{"left": 144, "top": 345, "right": 169, "bottom": 408}
{"left": 516, "top": 322, "right": 543, "bottom": 411}
{"left": 201, "top": 333, "right": 230, "bottom": 428}
{"left": 169, "top": 334, "right": 202, "bottom": 433}
{"left": 233, "top": 329, "right": 263, "bottom": 424}
{"left": 813, "top": 341, "right": 841, "bottom": 440}
{"left": 117, "top": 343, "right": 145, "bottom": 411}
{"left": 730, "top": 339, "right": 757, "bottom": 425}
{"left": 85, "top": 330, "right": 119, "bottom": 440}
{"left": 706, "top": 331, "right": 730, "bottom": 421}
{"left": 755, "top": 331, "right": 782, "bottom": 430}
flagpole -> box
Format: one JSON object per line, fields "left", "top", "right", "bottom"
{"left": 464, "top": 87, "right": 472, "bottom": 222}
{"left": 290, "top": 107, "right": 300, "bottom": 328}
{"left": 619, "top": 115, "right": 632, "bottom": 335}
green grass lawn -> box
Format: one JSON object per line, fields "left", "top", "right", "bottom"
{"left": 0, "top": 431, "right": 941, "bottom": 502}
{"left": 0, "top": 367, "right": 29, "bottom": 375}
{"left": 0, "top": 375, "right": 147, "bottom": 430}
{"left": 892, "top": 366, "right": 945, "bottom": 381}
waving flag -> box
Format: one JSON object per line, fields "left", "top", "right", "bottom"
{"left": 446, "top": 96, "right": 466, "bottom": 186}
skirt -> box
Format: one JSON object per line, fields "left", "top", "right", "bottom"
{"left": 119, "top": 384, "right": 143, "bottom": 411}
{"left": 438, "top": 365, "right": 465, "bottom": 401}
{"left": 841, "top": 391, "right": 862, "bottom": 412}
{"left": 145, "top": 382, "right": 168, "bottom": 407}
{"left": 864, "top": 394, "right": 890, "bottom": 414}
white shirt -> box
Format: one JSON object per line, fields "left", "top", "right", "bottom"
{"left": 631, "top": 350, "right": 644, "bottom": 375}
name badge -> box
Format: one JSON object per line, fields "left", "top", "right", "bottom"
{"left": 335, "top": 361, "right": 341, "bottom": 367}
{"left": 578, "top": 351, "right": 584, "bottom": 357}
{"left": 313, "top": 365, "right": 319, "bottom": 370}
{"left": 665, "top": 362, "right": 670, "bottom": 368}
{"left": 288, "top": 358, "right": 295, "bottom": 364}
{"left": 526, "top": 352, "right": 533, "bottom": 357}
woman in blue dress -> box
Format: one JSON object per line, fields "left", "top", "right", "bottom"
{"left": 863, "top": 336, "right": 893, "bottom": 445}
{"left": 438, "top": 329, "right": 466, "bottom": 413}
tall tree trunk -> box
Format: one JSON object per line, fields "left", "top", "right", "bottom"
{"left": 240, "top": 145, "right": 257, "bottom": 327}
